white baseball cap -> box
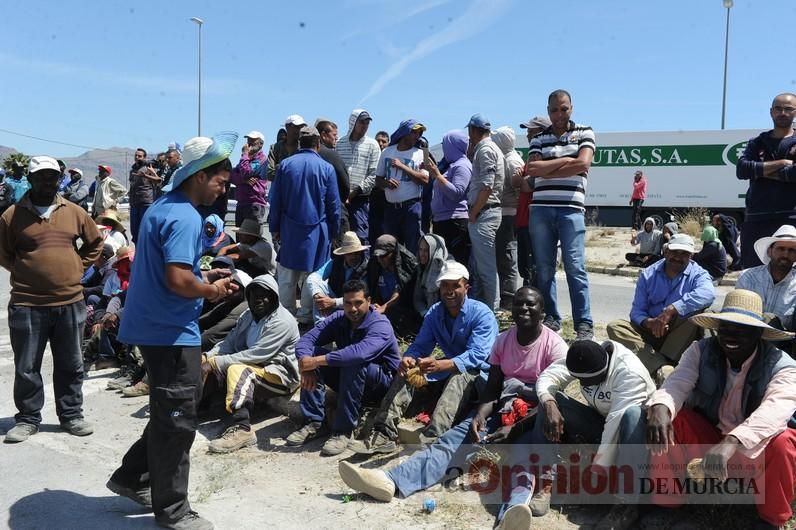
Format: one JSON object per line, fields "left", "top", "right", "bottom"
{"left": 28, "top": 156, "right": 60, "bottom": 174}
{"left": 244, "top": 130, "right": 265, "bottom": 142}
{"left": 435, "top": 261, "right": 470, "bottom": 286}
{"left": 284, "top": 114, "right": 306, "bottom": 127}
{"left": 667, "top": 234, "right": 695, "bottom": 253}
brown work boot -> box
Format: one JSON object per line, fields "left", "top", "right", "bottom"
{"left": 122, "top": 381, "right": 150, "bottom": 397}
{"left": 208, "top": 425, "right": 257, "bottom": 454}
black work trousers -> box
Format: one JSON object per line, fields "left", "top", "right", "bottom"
{"left": 110, "top": 345, "right": 202, "bottom": 525}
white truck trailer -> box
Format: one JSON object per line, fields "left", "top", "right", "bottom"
{"left": 514, "top": 128, "right": 758, "bottom": 226}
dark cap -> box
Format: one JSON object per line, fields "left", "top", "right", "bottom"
{"left": 372, "top": 234, "right": 397, "bottom": 257}
{"left": 519, "top": 116, "right": 552, "bottom": 129}
{"left": 299, "top": 125, "right": 320, "bottom": 139}
{"left": 566, "top": 340, "right": 609, "bottom": 379}
{"left": 101, "top": 244, "right": 115, "bottom": 260}
{"left": 357, "top": 111, "right": 372, "bottom": 122}
{"left": 210, "top": 256, "right": 236, "bottom": 270}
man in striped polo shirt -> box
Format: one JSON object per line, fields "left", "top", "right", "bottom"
{"left": 525, "top": 89, "right": 595, "bottom": 340}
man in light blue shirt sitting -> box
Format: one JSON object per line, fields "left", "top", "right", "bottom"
{"left": 607, "top": 233, "right": 715, "bottom": 379}
{"left": 351, "top": 261, "right": 498, "bottom": 455}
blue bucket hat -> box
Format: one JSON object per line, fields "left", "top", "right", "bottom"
{"left": 162, "top": 131, "right": 238, "bottom": 193}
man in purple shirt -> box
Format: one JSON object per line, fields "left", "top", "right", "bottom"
{"left": 426, "top": 129, "right": 472, "bottom": 265}
{"left": 286, "top": 279, "right": 400, "bottom": 456}
{"left": 230, "top": 130, "right": 269, "bottom": 228}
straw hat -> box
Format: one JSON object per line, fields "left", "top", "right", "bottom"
{"left": 690, "top": 289, "right": 795, "bottom": 341}
{"left": 96, "top": 210, "right": 125, "bottom": 233}
{"left": 333, "top": 231, "right": 370, "bottom": 256}
{"left": 231, "top": 218, "right": 262, "bottom": 239}
{"left": 753, "top": 225, "right": 796, "bottom": 265}
{"left": 111, "top": 246, "right": 134, "bottom": 268}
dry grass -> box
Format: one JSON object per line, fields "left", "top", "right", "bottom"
{"left": 672, "top": 207, "right": 709, "bottom": 239}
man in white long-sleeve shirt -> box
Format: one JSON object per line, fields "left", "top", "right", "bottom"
{"left": 336, "top": 109, "right": 381, "bottom": 243}
{"left": 202, "top": 274, "right": 300, "bottom": 454}
{"left": 530, "top": 339, "right": 655, "bottom": 525}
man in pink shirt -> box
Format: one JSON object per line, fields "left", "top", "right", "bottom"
{"left": 337, "top": 286, "right": 567, "bottom": 530}
{"left": 642, "top": 289, "right": 796, "bottom": 529}
{"left": 630, "top": 169, "right": 647, "bottom": 229}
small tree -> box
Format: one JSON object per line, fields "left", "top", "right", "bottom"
{"left": 2, "top": 152, "right": 31, "bottom": 175}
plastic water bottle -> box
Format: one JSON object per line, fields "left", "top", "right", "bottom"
{"left": 423, "top": 498, "right": 436, "bottom": 513}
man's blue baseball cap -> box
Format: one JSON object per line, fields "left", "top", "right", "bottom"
{"left": 466, "top": 113, "right": 491, "bottom": 130}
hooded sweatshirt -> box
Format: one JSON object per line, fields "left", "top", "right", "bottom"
{"left": 335, "top": 109, "right": 381, "bottom": 196}
{"left": 491, "top": 127, "right": 524, "bottom": 215}
{"left": 536, "top": 341, "right": 655, "bottom": 467}
{"left": 431, "top": 130, "right": 472, "bottom": 222}
{"left": 636, "top": 216, "right": 663, "bottom": 255}
{"left": 413, "top": 234, "right": 449, "bottom": 316}
{"left": 206, "top": 274, "right": 300, "bottom": 389}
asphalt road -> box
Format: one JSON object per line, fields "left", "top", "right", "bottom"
{"left": 0, "top": 268, "right": 732, "bottom": 529}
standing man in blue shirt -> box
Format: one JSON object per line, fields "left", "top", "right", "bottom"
{"left": 607, "top": 234, "right": 715, "bottom": 380}
{"left": 352, "top": 261, "right": 498, "bottom": 455}
{"left": 269, "top": 125, "right": 340, "bottom": 317}
{"left": 107, "top": 133, "right": 240, "bottom": 530}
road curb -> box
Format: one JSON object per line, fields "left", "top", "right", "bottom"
{"left": 585, "top": 265, "right": 738, "bottom": 287}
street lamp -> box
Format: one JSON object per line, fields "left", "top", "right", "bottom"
{"left": 190, "top": 17, "right": 204, "bottom": 136}
{"left": 720, "top": 0, "right": 732, "bottom": 130}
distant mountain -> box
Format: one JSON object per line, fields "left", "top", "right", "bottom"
{"left": 0, "top": 145, "right": 137, "bottom": 187}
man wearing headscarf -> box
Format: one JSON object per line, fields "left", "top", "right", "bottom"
{"left": 336, "top": 109, "right": 381, "bottom": 243}
{"left": 625, "top": 217, "right": 663, "bottom": 267}
{"left": 413, "top": 233, "right": 449, "bottom": 317}
{"left": 693, "top": 225, "right": 727, "bottom": 281}
{"left": 427, "top": 130, "right": 472, "bottom": 265}
{"left": 375, "top": 119, "right": 428, "bottom": 254}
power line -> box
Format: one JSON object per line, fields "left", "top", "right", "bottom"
{"left": 0, "top": 127, "right": 132, "bottom": 153}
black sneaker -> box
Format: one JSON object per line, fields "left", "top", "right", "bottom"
{"left": 158, "top": 511, "right": 213, "bottom": 530}
{"left": 575, "top": 322, "right": 594, "bottom": 341}
{"left": 106, "top": 478, "right": 152, "bottom": 508}
{"left": 543, "top": 316, "right": 562, "bottom": 334}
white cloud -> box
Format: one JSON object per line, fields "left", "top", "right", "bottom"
{"left": 359, "top": 0, "right": 510, "bottom": 103}
{"left": 0, "top": 52, "right": 242, "bottom": 95}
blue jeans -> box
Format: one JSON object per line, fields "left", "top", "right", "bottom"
{"left": 524, "top": 393, "right": 647, "bottom": 501}
{"left": 383, "top": 199, "right": 422, "bottom": 255}
{"left": 529, "top": 206, "right": 592, "bottom": 326}
{"left": 347, "top": 196, "right": 370, "bottom": 243}
{"left": 468, "top": 208, "right": 502, "bottom": 311}
{"left": 386, "top": 411, "right": 536, "bottom": 524}
{"left": 300, "top": 352, "right": 393, "bottom": 435}
{"left": 9, "top": 301, "right": 87, "bottom": 425}
{"left": 129, "top": 205, "right": 150, "bottom": 244}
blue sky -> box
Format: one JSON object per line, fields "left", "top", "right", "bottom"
{"left": 2, "top": 0, "right": 794, "bottom": 160}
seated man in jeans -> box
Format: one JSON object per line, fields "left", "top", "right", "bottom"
{"left": 351, "top": 261, "right": 497, "bottom": 454}
{"left": 338, "top": 286, "right": 566, "bottom": 530}
{"left": 286, "top": 280, "right": 400, "bottom": 456}
{"left": 531, "top": 339, "right": 655, "bottom": 528}
{"left": 607, "top": 234, "right": 715, "bottom": 382}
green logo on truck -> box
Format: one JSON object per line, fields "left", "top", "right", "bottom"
{"left": 591, "top": 143, "right": 747, "bottom": 167}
